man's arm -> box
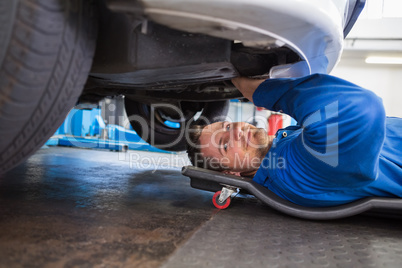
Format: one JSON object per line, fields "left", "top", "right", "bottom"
{"left": 231, "top": 77, "right": 265, "bottom": 102}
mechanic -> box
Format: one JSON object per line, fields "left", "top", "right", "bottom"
{"left": 186, "top": 74, "right": 402, "bottom": 207}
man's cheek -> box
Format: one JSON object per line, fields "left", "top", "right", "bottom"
{"left": 230, "top": 141, "right": 241, "bottom": 149}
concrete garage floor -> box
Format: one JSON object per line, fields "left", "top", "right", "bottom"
{"left": 1, "top": 147, "right": 402, "bottom": 268}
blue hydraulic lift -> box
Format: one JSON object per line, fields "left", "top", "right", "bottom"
{"left": 46, "top": 107, "right": 170, "bottom": 153}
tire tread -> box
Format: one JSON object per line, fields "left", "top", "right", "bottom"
{"left": 0, "top": 0, "right": 97, "bottom": 172}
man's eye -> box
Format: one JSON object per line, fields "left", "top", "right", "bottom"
{"left": 226, "top": 124, "right": 230, "bottom": 131}
{"left": 224, "top": 143, "right": 228, "bottom": 152}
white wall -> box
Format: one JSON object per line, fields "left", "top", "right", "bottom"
{"left": 226, "top": 101, "right": 295, "bottom": 131}
{"left": 334, "top": 1, "right": 402, "bottom": 118}
{"left": 227, "top": 101, "right": 270, "bottom": 129}
{"left": 331, "top": 60, "right": 402, "bottom": 117}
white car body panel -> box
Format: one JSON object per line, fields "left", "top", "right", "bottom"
{"left": 138, "top": 0, "right": 349, "bottom": 77}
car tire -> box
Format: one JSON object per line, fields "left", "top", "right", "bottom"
{"left": 0, "top": 0, "right": 97, "bottom": 173}
{"left": 125, "top": 100, "right": 230, "bottom": 151}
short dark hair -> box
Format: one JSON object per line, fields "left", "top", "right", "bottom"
{"left": 186, "top": 124, "right": 225, "bottom": 171}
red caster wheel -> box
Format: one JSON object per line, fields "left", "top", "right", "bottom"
{"left": 212, "top": 191, "right": 231, "bottom": 209}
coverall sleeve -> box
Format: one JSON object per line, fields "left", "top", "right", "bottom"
{"left": 253, "top": 74, "right": 386, "bottom": 184}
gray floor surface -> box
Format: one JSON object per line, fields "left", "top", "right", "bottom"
{"left": 1, "top": 147, "right": 402, "bottom": 268}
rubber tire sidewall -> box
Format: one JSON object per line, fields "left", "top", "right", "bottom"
{"left": 125, "top": 100, "right": 230, "bottom": 151}
{"left": 0, "top": 0, "right": 97, "bottom": 173}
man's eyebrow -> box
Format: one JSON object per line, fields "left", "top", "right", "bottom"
{"left": 218, "top": 121, "right": 225, "bottom": 156}
{"left": 216, "top": 122, "right": 225, "bottom": 156}
{"left": 218, "top": 136, "right": 224, "bottom": 156}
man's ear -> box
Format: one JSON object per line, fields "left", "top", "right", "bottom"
{"left": 222, "top": 170, "right": 241, "bottom": 176}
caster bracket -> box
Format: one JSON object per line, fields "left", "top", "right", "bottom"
{"left": 219, "top": 186, "right": 237, "bottom": 203}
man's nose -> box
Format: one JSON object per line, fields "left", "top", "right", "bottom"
{"left": 233, "top": 126, "right": 243, "bottom": 141}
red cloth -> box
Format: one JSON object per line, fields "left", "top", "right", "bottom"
{"left": 268, "top": 114, "right": 283, "bottom": 135}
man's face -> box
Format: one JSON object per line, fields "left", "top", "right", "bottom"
{"left": 198, "top": 121, "right": 271, "bottom": 174}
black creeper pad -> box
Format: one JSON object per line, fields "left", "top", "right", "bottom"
{"left": 182, "top": 166, "right": 402, "bottom": 220}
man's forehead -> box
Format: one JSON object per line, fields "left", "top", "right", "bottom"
{"left": 202, "top": 121, "right": 223, "bottom": 133}
{"left": 200, "top": 122, "right": 222, "bottom": 143}
{"left": 198, "top": 122, "right": 225, "bottom": 155}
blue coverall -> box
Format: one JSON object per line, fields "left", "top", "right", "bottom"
{"left": 252, "top": 74, "right": 402, "bottom": 207}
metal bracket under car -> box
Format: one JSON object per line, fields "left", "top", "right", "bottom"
{"left": 182, "top": 166, "right": 402, "bottom": 220}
